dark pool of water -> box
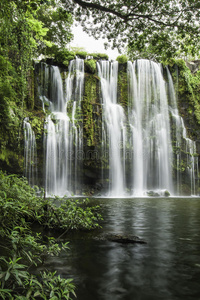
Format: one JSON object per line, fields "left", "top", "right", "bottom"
{"left": 42, "top": 197, "right": 200, "bottom": 300}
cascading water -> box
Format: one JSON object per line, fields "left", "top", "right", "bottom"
{"left": 167, "top": 68, "right": 199, "bottom": 195}
{"left": 97, "top": 61, "right": 126, "bottom": 196}
{"left": 97, "top": 59, "right": 198, "bottom": 196}
{"left": 39, "top": 59, "right": 84, "bottom": 197}
{"left": 127, "top": 60, "right": 174, "bottom": 196}
{"left": 36, "top": 58, "right": 198, "bottom": 197}
{"left": 23, "top": 117, "right": 37, "bottom": 186}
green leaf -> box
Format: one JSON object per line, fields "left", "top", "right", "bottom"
{"left": 5, "top": 272, "right": 10, "bottom": 281}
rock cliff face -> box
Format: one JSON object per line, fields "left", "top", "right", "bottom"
{"left": 0, "top": 58, "right": 200, "bottom": 196}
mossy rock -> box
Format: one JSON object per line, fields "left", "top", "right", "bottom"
{"left": 85, "top": 59, "right": 97, "bottom": 74}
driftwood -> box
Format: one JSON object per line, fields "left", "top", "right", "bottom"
{"left": 94, "top": 233, "right": 147, "bottom": 244}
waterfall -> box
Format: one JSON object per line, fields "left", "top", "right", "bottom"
{"left": 97, "top": 61, "right": 126, "bottom": 196}
{"left": 127, "top": 60, "right": 173, "bottom": 196}
{"left": 167, "top": 68, "right": 199, "bottom": 195}
{"left": 36, "top": 58, "right": 199, "bottom": 197}
{"left": 40, "top": 59, "right": 84, "bottom": 197}
{"left": 23, "top": 117, "right": 37, "bottom": 186}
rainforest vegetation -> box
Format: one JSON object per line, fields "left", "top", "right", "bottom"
{"left": 0, "top": 0, "right": 200, "bottom": 298}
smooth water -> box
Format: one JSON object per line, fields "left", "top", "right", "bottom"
{"left": 42, "top": 197, "right": 200, "bottom": 300}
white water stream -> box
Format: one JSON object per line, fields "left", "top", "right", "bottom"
{"left": 40, "top": 59, "right": 84, "bottom": 196}
{"left": 97, "top": 61, "right": 126, "bottom": 196}
{"left": 28, "top": 59, "right": 199, "bottom": 196}
{"left": 23, "top": 117, "right": 37, "bottom": 187}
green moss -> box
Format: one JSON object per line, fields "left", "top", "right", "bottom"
{"left": 170, "top": 59, "right": 200, "bottom": 140}
{"left": 75, "top": 51, "right": 88, "bottom": 59}
{"left": 82, "top": 74, "right": 100, "bottom": 146}
{"left": 54, "top": 49, "right": 75, "bottom": 65}
{"left": 29, "top": 113, "right": 44, "bottom": 140}
{"left": 85, "top": 59, "right": 97, "bottom": 74}
{"left": 0, "top": 148, "right": 23, "bottom": 172}
{"left": 27, "top": 68, "right": 35, "bottom": 110}
{"left": 118, "top": 67, "right": 128, "bottom": 109}
{"left": 116, "top": 55, "right": 128, "bottom": 64}
{"left": 89, "top": 53, "right": 109, "bottom": 60}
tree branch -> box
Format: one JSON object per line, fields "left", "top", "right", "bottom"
{"left": 72, "top": 0, "right": 180, "bottom": 27}
{"left": 73, "top": 0, "right": 129, "bottom": 20}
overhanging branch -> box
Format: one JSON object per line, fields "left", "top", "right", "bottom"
{"left": 72, "top": 0, "right": 180, "bottom": 27}
{"left": 73, "top": 0, "right": 128, "bottom": 20}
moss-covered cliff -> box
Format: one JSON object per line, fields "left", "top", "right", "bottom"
{"left": 1, "top": 58, "right": 200, "bottom": 195}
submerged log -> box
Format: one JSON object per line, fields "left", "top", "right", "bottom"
{"left": 94, "top": 233, "right": 147, "bottom": 244}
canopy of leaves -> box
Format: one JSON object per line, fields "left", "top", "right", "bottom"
{"left": 0, "top": 0, "right": 73, "bottom": 130}
{"left": 61, "top": 0, "right": 200, "bottom": 61}
{"left": 36, "top": 0, "right": 73, "bottom": 53}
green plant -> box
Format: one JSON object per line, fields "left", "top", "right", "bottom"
{"left": 54, "top": 49, "right": 75, "bottom": 65}
{"left": 89, "top": 53, "right": 109, "bottom": 60}
{"left": 85, "top": 59, "right": 96, "bottom": 74}
{"left": 0, "top": 172, "right": 102, "bottom": 298}
{"left": 0, "top": 256, "right": 28, "bottom": 289}
{"left": 116, "top": 55, "right": 128, "bottom": 64}
{"left": 0, "top": 256, "right": 76, "bottom": 300}
{"left": 75, "top": 51, "right": 88, "bottom": 59}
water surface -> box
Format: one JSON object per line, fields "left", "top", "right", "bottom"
{"left": 44, "top": 197, "right": 200, "bottom": 300}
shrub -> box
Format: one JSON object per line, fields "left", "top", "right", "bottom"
{"left": 54, "top": 49, "right": 75, "bottom": 65}
{"left": 75, "top": 51, "right": 88, "bottom": 59}
{"left": 85, "top": 59, "right": 97, "bottom": 74}
{"left": 89, "top": 53, "right": 109, "bottom": 60}
{"left": 116, "top": 55, "right": 128, "bottom": 64}
{"left": 0, "top": 171, "right": 102, "bottom": 299}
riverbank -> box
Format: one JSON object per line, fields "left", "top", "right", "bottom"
{"left": 0, "top": 171, "right": 102, "bottom": 299}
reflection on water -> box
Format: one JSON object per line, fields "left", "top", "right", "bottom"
{"left": 43, "top": 198, "right": 200, "bottom": 300}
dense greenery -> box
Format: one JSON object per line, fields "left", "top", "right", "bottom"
{"left": 61, "top": 0, "right": 200, "bottom": 62}
{"left": 0, "top": 0, "right": 74, "bottom": 171}
{"left": 0, "top": 0, "right": 200, "bottom": 297}
{"left": 0, "top": 171, "right": 102, "bottom": 299}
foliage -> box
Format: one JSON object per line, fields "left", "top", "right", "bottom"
{"left": 0, "top": 171, "right": 102, "bottom": 298}
{"left": 176, "top": 61, "right": 200, "bottom": 125}
{"left": 54, "top": 48, "right": 76, "bottom": 66}
{"left": 116, "top": 55, "right": 128, "bottom": 64}
{"left": 36, "top": 0, "right": 73, "bottom": 53}
{"left": 89, "top": 53, "right": 109, "bottom": 60}
{"left": 0, "top": 261, "right": 76, "bottom": 300}
{"left": 168, "top": 59, "right": 200, "bottom": 145}
{"left": 83, "top": 75, "right": 99, "bottom": 146}
{"left": 85, "top": 59, "right": 97, "bottom": 74}
{"left": 75, "top": 51, "right": 88, "bottom": 59}
{"left": 0, "top": 0, "right": 73, "bottom": 170}
{"left": 61, "top": 0, "right": 200, "bottom": 61}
